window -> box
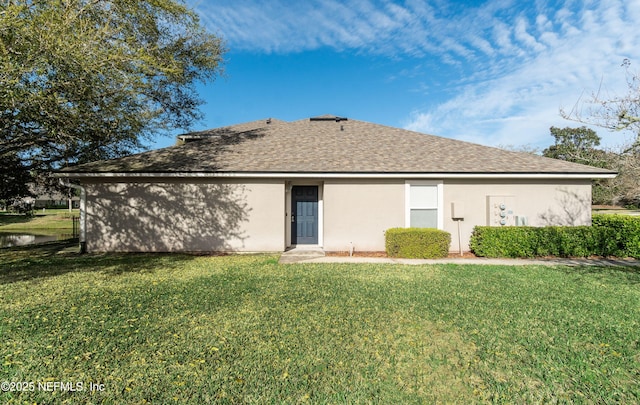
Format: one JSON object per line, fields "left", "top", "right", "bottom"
{"left": 405, "top": 181, "right": 443, "bottom": 229}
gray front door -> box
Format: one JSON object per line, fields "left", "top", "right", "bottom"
{"left": 291, "top": 186, "right": 318, "bottom": 245}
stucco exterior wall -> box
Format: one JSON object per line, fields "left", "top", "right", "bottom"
{"left": 443, "top": 179, "right": 592, "bottom": 252}
{"left": 323, "top": 180, "right": 405, "bottom": 252}
{"left": 80, "top": 176, "right": 593, "bottom": 254}
{"left": 84, "top": 178, "right": 284, "bottom": 252}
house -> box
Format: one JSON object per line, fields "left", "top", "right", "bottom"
{"left": 57, "top": 115, "right": 616, "bottom": 253}
{"left": 29, "top": 185, "right": 80, "bottom": 209}
{"left": 3, "top": 184, "right": 80, "bottom": 211}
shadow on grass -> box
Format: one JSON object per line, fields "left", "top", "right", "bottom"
{"left": 0, "top": 212, "right": 32, "bottom": 226}
{"left": 557, "top": 264, "right": 640, "bottom": 285}
{"left": 0, "top": 240, "right": 197, "bottom": 285}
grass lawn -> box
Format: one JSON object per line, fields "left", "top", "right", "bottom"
{"left": 0, "top": 209, "right": 78, "bottom": 231}
{"left": 592, "top": 207, "right": 640, "bottom": 216}
{"left": 1, "top": 243, "right": 639, "bottom": 403}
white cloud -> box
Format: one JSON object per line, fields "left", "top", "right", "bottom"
{"left": 191, "top": 0, "right": 511, "bottom": 57}
{"left": 514, "top": 17, "right": 545, "bottom": 52}
{"left": 191, "top": 0, "right": 640, "bottom": 148}
{"left": 404, "top": 0, "right": 640, "bottom": 148}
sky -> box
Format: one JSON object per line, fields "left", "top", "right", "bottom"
{"left": 154, "top": 0, "right": 640, "bottom": 151}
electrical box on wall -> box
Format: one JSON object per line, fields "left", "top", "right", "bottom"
{"left": 486, "top": 196, "right": 516, "bottom": 226}
{"left": 451, "top": 201, "right": 465, "bottom": 220}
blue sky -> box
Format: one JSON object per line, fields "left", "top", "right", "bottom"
{"left": 154, "top": 0, "right": 640, "bottom": 151}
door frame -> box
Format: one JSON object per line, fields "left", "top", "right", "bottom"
{"left": 285, "top": 181, "right": 323, "bottom": 248}
{"left": 291, "top": 185, "right": 319, "bottom": 245}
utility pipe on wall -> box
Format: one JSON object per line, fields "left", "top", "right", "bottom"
{"left": 451, "top": 202, "right": 465, "bottom": 257}
{"left": 59, "top": 179, "right": 86, "bottom": 253}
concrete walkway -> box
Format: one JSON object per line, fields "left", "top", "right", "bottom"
{"left": 279, "top": 248, "right": 640, "bottom": 267}
{"left": 278, "top": 246, "right": 327, "bottom": 264}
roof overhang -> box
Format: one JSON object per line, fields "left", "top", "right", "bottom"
{"left": 55, "top": 171, "right": 617, "bottom": 180}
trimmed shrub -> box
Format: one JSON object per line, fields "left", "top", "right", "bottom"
{"left": 385, "top": 228, "right": 451, "bottom": 259}
{"left": 469, "top": 227, "right": 538, "bottom": 258}
{"left": 469, "top": 226, "right": 605, "bottom": 258}
{"left": 470, "top": 215, "right": 640, "bottom": 259}
{"left": 592, "top": 214, "right": 640, "bottom": 258}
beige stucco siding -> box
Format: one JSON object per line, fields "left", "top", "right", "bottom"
{"left": 323, "top": 180, "right": 405, "bottom": 252}
{"left": 80, "top": 176, "right": 594, "bottom": 254}
{"left": 443, "top": 179, "right": 592, "bottom": 252}
{"left": 84, "top": 178, "right": 284, "bottom": 252}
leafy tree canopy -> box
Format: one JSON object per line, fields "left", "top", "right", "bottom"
{"left": 542, "top": 126, "right": 607, "bottom": 167}
{"left": 543, "top": 126, "right": 640, "bottom": 207}
{"left": 0, "top": 0, "right": 225, "bottom": 199}
{"left": 0, "top": 153, "right": 32, "bottom": 202}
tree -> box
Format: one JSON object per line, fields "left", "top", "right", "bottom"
{"left": 558, "top": 59, "right": 640, "bottom": 207}
{"left": 0, "top": 0, "right": 225, "bottom": 199}
{"left": 542, "top": 126, "right": 608, "bottom": 167}
{"left": 0, "top": 153, "right": 32, "bottom": 204}
{"left": 543, "top": 126, "right": 612, "bottom": 206}
{"left": 542, "top": 126, "right": 640, "bottom": 207}
{"left": 561, "top": 59, "right": 640, "bottom": 142}
{"left": 610, "top": 144, "right": 640, "bottom": 207}
{"left": 496, "top": 144, "right": 542, "bottom": 155}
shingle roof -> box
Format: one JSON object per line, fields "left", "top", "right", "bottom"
{"left": 60, "top": 116, "right": 616, "bottom": 176}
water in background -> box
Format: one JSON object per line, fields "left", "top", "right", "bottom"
{"left": 0, "top": 232, "right": 75, "bottom": 248}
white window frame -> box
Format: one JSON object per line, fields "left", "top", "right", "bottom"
{"left": 404, "top": 180, "right": 443, "bottom": 229}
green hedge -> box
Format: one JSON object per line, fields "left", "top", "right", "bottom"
{"left": 385, "top": 228, "right": 451, "bottom": 259}
{"left": 469, "top": 214, "right": 640, "bottom": 259}
{"left": 592, "top": 214, "right": 640, "bottom": 258}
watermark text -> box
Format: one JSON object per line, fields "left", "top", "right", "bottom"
{"left": 1, "top": 381, "right": 106, "bottom": 393}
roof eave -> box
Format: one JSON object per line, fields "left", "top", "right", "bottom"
{"left": 54, "top": 171, "right": 618, "bottom": 180}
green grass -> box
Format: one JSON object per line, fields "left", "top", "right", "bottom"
{"left": 593, "top": 207, "right": 640, "bottom": 216}
{"left": 0, "top": 209, "right": 78, "bottom": 230}
{"left": 1, "top": 243, "right": 639, "bottom": 403}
